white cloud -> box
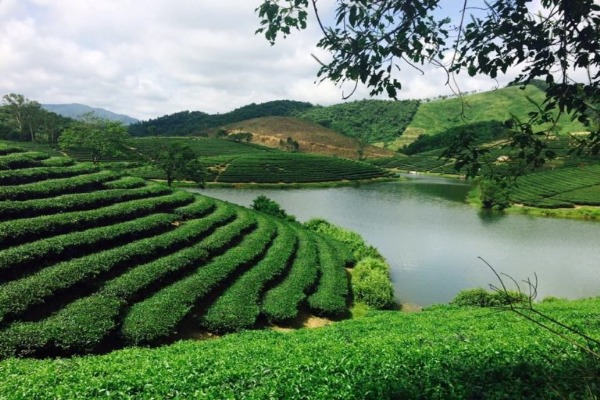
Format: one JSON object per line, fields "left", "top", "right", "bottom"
{"left": 0, "top": 0, "right": 567, "bottom": 121}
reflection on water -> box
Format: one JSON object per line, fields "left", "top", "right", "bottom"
{"left": 192, "top": 177, "right": 600, "bottom": 306}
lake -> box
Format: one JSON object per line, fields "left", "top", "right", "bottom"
{"left": 189, "top": 175, "right": 600, "bottom": 306}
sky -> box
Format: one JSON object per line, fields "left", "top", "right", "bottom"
{"left": 0, "top": 0, "right": 547, "bottom": 121}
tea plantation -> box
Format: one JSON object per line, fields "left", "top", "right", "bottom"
{"left": 1, "top": 145, "right": 599, "bottom": 399}
{"left": 0, "top": 146, "right": 355, "bottom": 359}
{"left": 1, "top": 298, "right": 599, "bottom": 399}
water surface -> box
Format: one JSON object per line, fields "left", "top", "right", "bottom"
{"left": 190, "top": 176, "right": 600, "bottom": 306}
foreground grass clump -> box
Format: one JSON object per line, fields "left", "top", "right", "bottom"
{"left": 1, "top": 298, "right": 598, "bottom": 399}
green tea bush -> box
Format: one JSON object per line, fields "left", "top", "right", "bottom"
{"left": 0, "top": 207, "right": 228, "bottom": 324}
{"left": 451, "top": 288, "right": 528, "bottom": 307}
{"left": 261, "top": 229, "right": 319, "bottom": 322}
{"left": 0, "top": 170, "right": 120, "bottom": 201}
{"left": 40, "top": 157, "right": 76, "bottom": 167}
{"left": 0, "top": 146, "right": 24, "bottom": 156}
{"left": 102, "top": 176, "right": 147, "bottom": 189}
{"left": 122, "top": 214, "right": 274, "bottom": 344}
{"left": 0, "top": 190, "right": 193, "bottom": 248}
{"left": 307, "top": 238, "right": 350, "bottom": 317}
{"left": 0, "top": 183, "right": 172, "bottom": 221}
{"left": 203, "top": 222, "right": 298, "bottom": 332}
{"left": 0, "top": 213, "right": 177, "bottom": 280}
{"left": 0, "top": 163, "right": 98, "bottom": 185}
{"left": 352, "top": 258, "right": 396, "bottom": 309}
{"left": 0, "top": 151, "right": 48, "bottom": 170}
{"left": 2, "top": 298, "right": 599, "bottom": 398}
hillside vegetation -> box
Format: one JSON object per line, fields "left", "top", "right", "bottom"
{"left": 297, "top": 99, "right": 420, "bottom": 146}
{"left": 223, "top": 116, "right": 394, "bottom": 159}
{"left": 48, "top": 136, "right": 390, "bottom": 185}
{"left": 128, "top": 100, "right": 314, "bottom": 137}
{"left": 401, "top": 85, "right": 587, "bottom": 149}
{"left": 0, "top": 146, "right": 357, "bottom": 359}
{"left": 1, "top": 297, "right": 599, "bottom": 398}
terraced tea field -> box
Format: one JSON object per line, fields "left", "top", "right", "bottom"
{"left": 201, "top": 153, "right": 388, "bottom": 183}
{"left": 510, "top": 164, "right": 600, "bottom": 208}
{"left": 0, "top": 146, "right": 354, "bottom": 359}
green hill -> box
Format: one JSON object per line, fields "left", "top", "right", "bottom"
{"left": 223, "top": 116, "right": 395, "bottom": 159}
{"left": 0, "top": 146, "right": 357, "bottom": 359}
{"left": 297, "top": 99, "right": 420, "bottom": 146}
{"left": 128, "top": 100, "right": 314, "bottom": 137}
{"left": 400, "top": 85, "right": 587, "bottom": 150}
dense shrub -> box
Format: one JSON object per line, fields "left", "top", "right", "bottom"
{"left": 451, "top": 288, "right": 528, "bottom": 307}
{"left": 305, "top": 218, "right": 376, "bottom": 260}
{"left": 251, "top": 195, "right": 296, "bottom": 221}
{"left": 352, "top": 258, "right": 396, "bottom": 309}
{"left": 305, "top": 218, "right": 396, "bottom": 310}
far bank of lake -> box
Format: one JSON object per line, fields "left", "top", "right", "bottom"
{"left": 189, "top": 175, "right": 600, "bottom": 306}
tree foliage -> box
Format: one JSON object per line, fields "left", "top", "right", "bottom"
{"left": 251, "top": 195, "right": 296, "bottom": 222}
{"left": 128, "top": 100, "right": 314, "bottom": 136}
{"left": 298, "top": 99, "right": 420, "bottom": 144}
{"left": 0, "top": 93, "right": 70, "bottom": 144}
{"left": 59, "top": 113, "right": 129, "bottom": 164}
{"left": 150, "top": 142, "right": 205, "bottom": 187}
{"left": 256, "top": 0, "right": 600, "bottom": 173}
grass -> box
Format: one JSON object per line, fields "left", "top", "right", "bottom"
{"left": 0, "top": 297, "right": 598, "bottom": 399}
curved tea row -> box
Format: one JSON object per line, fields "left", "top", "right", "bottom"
{"left": 0, "top": 147, "right": 354, "bottom": 358}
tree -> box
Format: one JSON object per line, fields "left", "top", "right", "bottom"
{"left": 256, "top": 1, "right": 600, "bottom": 187}
{"left": 2, "top": 93, "right": 46, "bottom": 142}
{"left": 59, "top": 113, "right": 129, "bottom": 164}
{"left": 150, "top": 142, "right": 205, "bottom": 187}
{"left": 251, "top": 195, "right": 296, "bottom": 222}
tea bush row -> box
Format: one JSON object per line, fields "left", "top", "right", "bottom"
{"left": 173, "top": 195, "right": 218, "bottom": 219}
{"left": 215, "top": 154, "right": 386, "bottom": 183}
{"left": 0, "top": 204, "right": 242, "bottom": 357}
{"left": 552, "top": 185, "right": 600, "bottom": 206}
{"left": 0, "top": 212, "right": 178, "bottom": 281}
{"left": 0, "top": 207, "right": 231, "bottom": 324}
{"left": 0, "top": 190, "right": 193, "bottom": 248}
{"left": 0, "top": 170, "right": 120, "bottom": 201}
{"left": 261, "top": 228, "right": 319, "bottom": 322}
{"left": 202, "top": 221, "right": 298, "bottom": 332}
{"left": 122, "top": 214, "right": 277, "bottom": 344}
{"left": 103, "top": 176, "right": 148, "bottom": 189}
{"left": 0, "top": 151, "right": 49, "bottom": 170}
{"left": 0, "top": 146, "right": 24, "bottom": 156}
{"left": 307, "top": 238, "right": 350, "bottom": 317}
{"left": 0, "top": 163, "right": 98, "bottom": 186}
{"left": 0, "top": 183, "right": 173, "bottom": 221}
{"left": 101, "top": 203, "right": 242, "bottom": 302}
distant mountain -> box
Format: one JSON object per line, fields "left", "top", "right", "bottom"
{"left": 42, "top": 103, "right": 139, "bottom": 125}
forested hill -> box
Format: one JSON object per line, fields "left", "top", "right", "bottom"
{"left": 296, "top": 99, "right": 420, "bottom": 145}
{"left": 128, "top": 100, "right": 314, "bottom": 136}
